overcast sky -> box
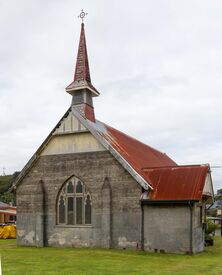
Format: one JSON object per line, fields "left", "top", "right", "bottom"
{"left": 0, "top": 0, "right": 222, "bottom": 191}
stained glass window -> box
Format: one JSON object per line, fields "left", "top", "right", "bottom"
{"left": 57, "top": 176, "right": 91, "bottom": 226}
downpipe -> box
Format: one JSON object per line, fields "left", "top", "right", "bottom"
{"left": 188, "top": 201, "right": 193, "bottom": 254}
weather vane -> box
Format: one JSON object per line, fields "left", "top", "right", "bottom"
{"left": 78, "top": 9, "right": 88, "bottom": 23}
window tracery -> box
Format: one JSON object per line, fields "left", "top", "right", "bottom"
{"left": 57, "top": 176, "right": 92, "bottom": 225}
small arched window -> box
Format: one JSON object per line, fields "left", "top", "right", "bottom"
{"left": 57, "top": 176, "right": 92, "bottom": 225}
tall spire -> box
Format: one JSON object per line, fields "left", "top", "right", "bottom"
{"left": 74, "top": 23, "right": 91, "bottom": 83}
{"left": 66, "top": 15, "right": 99, "bottom": 123}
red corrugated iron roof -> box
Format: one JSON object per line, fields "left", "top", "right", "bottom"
{"left": 104, "top": 124, "right": 177, "bottom": 169}
{"left": 91, "top": 120, "right": 177, "bottom": 189}
{"left": 94, "top": 122, "right": 211, "bottom": 201}
{"left": 142, "top": 165, "right": 209, "bottom": 200}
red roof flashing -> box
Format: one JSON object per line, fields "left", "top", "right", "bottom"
{"left": 84, "top": 104, "right": 95, "bottom": 122}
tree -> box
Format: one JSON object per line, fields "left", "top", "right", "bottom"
{"left": 215, "top": 189, "right": 222, "bottom": 201}
{"left": 0, "top": 171, "right": 20, "bottom": 205}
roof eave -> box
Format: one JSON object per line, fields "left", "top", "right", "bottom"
{"left": 141, "top": 199, "right": 199, "bottom": 205}
{"left": 66, "top": 83, "right": 100, "bottom": 97}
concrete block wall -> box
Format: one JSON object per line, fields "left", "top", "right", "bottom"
{"left": 143, "top": 204, "right": 204, "bottom": 254}
{"left": 16, "top": 151, "right": 142, "bottom": 249}
{"left": 193, "top": 204, "right": 204, "bottom": 253}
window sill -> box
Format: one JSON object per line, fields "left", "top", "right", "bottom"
{"left": 55, "top": 225, "right": 93, "bottom": 228}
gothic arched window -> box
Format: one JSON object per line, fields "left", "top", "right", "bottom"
{"left": 57, "top": 176, "right": 92, "bottom": 225}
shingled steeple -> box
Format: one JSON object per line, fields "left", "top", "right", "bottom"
{"left": 66, "top": 22, "right": 99, "bottom": 122}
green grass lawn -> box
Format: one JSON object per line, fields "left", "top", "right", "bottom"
{"left": 1, "top": 238, "right": 222, "bottom": 275}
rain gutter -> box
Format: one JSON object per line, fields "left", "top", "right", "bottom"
{"left": 141, "top": 200, "right": 198, "bottom": 205}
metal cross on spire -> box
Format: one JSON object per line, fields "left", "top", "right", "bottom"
{"left": 78, "top": 9, "right": 88, "bottom": 23}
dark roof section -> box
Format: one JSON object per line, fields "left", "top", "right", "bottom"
{"left": 142, "top": 165, "right": 209, "bottom": 201}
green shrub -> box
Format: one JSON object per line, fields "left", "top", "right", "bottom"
{"left": 206, "top": 219, "right": 218, "bottom": 235}
{"left": 205, "top": 218, "right": 218, "bottom": 246}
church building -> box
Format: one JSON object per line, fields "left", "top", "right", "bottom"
{"left": 13, "top": 17, "right": 214, "bottom": 254}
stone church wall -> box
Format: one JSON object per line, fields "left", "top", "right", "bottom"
{"left": 16, "top": 151, "right": 142, "bottom": 249}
